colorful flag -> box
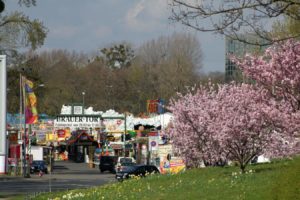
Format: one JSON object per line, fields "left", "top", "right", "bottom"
{"left": 23, "top": 77, "right": 38, "bottom": 124}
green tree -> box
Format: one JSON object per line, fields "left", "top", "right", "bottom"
{"left": 272, "top": 4, "right": 300, "bottom": 40}
{"left": 100, "top": 43, "right": 134, "bottom": 69}
{"left": 0, "top": 1, "right": 47, "bottom": 55}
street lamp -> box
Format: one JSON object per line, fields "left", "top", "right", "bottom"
{"left": 82, "top": 91, "right": 85, "bottom": 115}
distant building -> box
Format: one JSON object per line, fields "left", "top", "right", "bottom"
{"left": 225, "top": 36, "right": 266, "bottom": 82}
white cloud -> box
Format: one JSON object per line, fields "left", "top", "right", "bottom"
{"left": 125, "top": 0, "right": 169, "bottom": 32}
{"left": 50, "top": 26, "right": 79, "bottom": 39}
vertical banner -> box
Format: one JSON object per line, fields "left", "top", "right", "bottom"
{"left": 0, "top": 55, "right": 6, "bottom": 174}
{"left": 147, "top": 99, "right": 159, "bottom": 113}
{"left": 23, "top": 77, "right": 38, "bottom": 124}
{"left": 147, "top": 99, "right": 165, "bottom": 114}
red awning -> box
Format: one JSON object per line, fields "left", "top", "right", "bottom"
{"left": 67, "top": 132, "right": 95, "bottom": 145}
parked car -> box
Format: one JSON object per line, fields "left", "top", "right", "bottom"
{"left": 115, "top": 157, "right": 136, "bottom": 172}
{"left": 115, "top": 164, "right": 160, "bottom": 182}
{"left": 99, "top": 156, "right": 118, "bottom": 173}
{"left": 30, "top": 160, "right": 48, "bottom": 174}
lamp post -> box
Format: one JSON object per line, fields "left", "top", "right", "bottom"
{"left": 82, "top": 91, "right": 85, "bottom": 115}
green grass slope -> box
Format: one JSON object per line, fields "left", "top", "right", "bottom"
{"left": 31, "top": 156, "right": 300, "bottom": 200}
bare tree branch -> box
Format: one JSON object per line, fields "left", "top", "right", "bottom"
{"left": 170, "top": 0, "right": 300, "bottom": 45}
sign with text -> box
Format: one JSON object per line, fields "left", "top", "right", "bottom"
{"left": 54, "top": 115, "right": 102, "bottom": 130}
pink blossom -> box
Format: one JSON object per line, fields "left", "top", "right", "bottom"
{"left": 168, "top": 83, "right": 299, "bottom": 172}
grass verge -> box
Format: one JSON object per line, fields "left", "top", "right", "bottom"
{"left": 29, "top": 156, "right": 300, "bottom": 200}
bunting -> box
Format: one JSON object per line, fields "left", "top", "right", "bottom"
{"left": 23, "top": 77, "right": 38, "bottom": 124}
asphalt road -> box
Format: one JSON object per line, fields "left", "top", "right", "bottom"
{"left": 0, "top": 161, "right": 116, "bottom": 198}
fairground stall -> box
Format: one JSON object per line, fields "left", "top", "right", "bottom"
{"left": 54, "top": 105, "right": 103, "bottom": 164}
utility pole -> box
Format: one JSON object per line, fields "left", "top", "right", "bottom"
{"left": 0, "top": 55, "right": 6, "bottom": 174}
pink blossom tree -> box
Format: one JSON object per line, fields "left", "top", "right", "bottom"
{"left": 214, "top": 84, "right": 298, "bottom": 172}
{"left": 231, "top": 39, "right": 300, "bottom": 112}
{"left": 168, "top": 83, "right": 298, "bottom": 173}
{"left": 168, "top": 85, "right": 224, "bottom": 168}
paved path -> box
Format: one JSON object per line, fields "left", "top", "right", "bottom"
{"left": 0, "top": 161, "right": 115, "bottom": 199}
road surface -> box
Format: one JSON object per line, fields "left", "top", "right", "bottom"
{"left": 0, "top": 161, "right": 115, "bottom": 198}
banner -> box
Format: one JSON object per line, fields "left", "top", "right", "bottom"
{"left": 147, "top": 99, "right": 159, "bottom": 113}
{"left": 23, "top": 77, "right": 38, "bottom": 124}
{"left": 147, "top": 99, "right": 165, "bottom": 114}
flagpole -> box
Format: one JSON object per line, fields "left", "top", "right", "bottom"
{"left": 22, "top": 76, "right": 28, "bottom": 177}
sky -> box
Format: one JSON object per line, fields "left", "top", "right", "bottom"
{"left": 5, "top": 0, "right": 225, "bottom": 73}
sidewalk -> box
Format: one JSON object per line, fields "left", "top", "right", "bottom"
{"left": 0, "top": 174, "right": 42, "bottom": 181}
{"left": 0, "top": 161, "right": 101, "bottom": 181}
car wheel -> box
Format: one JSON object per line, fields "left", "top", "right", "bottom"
{"left": 117, "top": 178, "right": 123, "bottom": 182}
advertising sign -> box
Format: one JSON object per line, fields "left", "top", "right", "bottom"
{"left": 54, "top": 115, "right": 102, "bottom": 130}
{"left": 56, "top": 129, "right": 66, "bottom": 141}
{"left": 160, "top": 157, "right": 186, "bottom": 174}
{"left": 103, "top": 119, "right": 124, "bottom": 132}
{"left": 35, "top": 131, "right": 47, "bottom": 144}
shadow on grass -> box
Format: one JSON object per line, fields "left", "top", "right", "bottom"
{"left": 253, "top": 167, "right": 275, "bottom": 173}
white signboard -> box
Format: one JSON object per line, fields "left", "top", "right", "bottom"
{"left": 54, "top": 116, "right": 102, "bottom": 130}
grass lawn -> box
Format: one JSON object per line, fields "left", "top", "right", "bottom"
{"left": 28, "top": 156, "right": 300, "bottom": 200}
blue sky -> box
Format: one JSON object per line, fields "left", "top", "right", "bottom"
{"left": 5, "top": 0, "right": 225, "bottom": 72}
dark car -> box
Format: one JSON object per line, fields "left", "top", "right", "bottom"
{"left": 99, "top": 156, "right": 118, "bottom": 173}
{"left": 115, "top": 157, "right": 136, "bottom": 172}
{"left": 30, "top": 160, "right": 48, "bottom": 174}
{"left": 115, "top": 164, "right": 160, "bottom": 182}
{"left": 116, "top": 161, "right": 136, "bottom": 173}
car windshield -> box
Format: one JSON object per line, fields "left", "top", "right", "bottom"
{"left": 120, "top": 158, "right": 133, "bottom": 164}
{"left": 32, "top": 161, "right": 45, "bottom": 165}
{"left": 121, "top": 162, "right": 135, "bottom": 166}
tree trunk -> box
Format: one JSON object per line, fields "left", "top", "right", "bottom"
{"left": 240, "top": 164, "right": 246, "bottom": 174}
